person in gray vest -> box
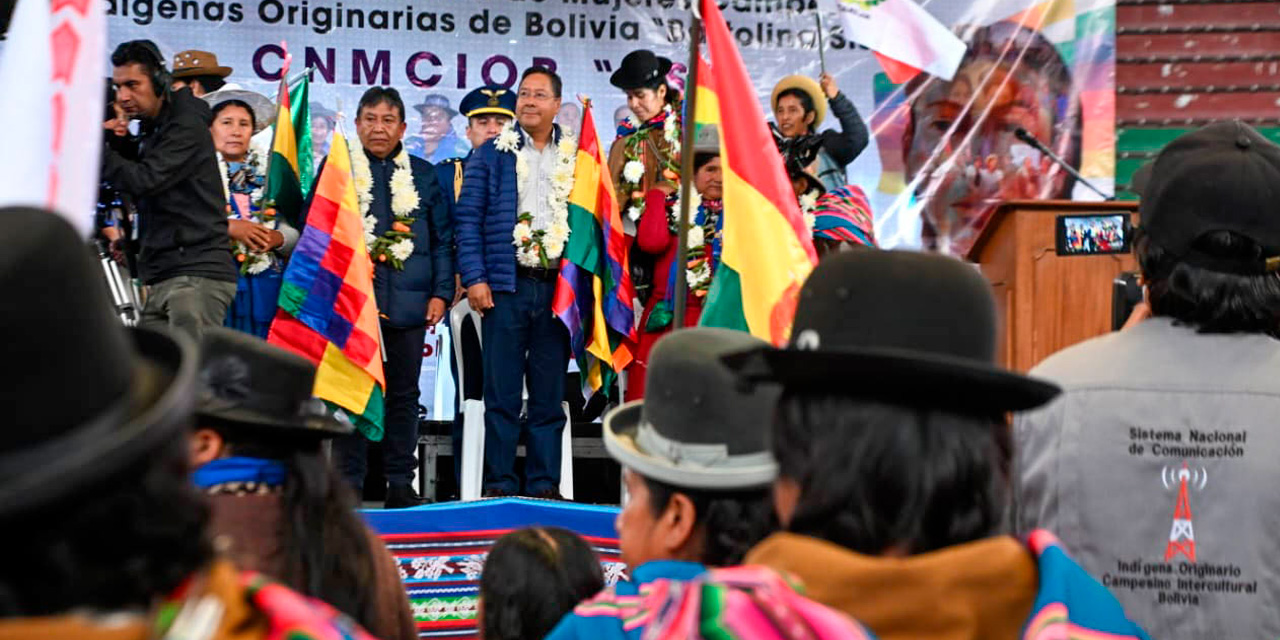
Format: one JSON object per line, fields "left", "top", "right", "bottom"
{"left": 1015, "top": 120, "right": 1280, "bottom": 639}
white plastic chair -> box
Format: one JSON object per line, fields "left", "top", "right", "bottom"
{"left": 448, "top": 299, "right": 574, "bottom": 500}
{"left": 450, "top": 299, "right": 487, "bottom": 501}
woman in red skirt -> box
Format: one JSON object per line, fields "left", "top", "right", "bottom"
{"left": 625, "top": 126, "right": 723, "bottom": 400}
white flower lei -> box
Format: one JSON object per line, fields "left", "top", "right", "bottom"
{"left": 618, "top": 105, "right": 679, "bottom": 223}
{"left": 663, "top": 106, "right": 681, "bottom": 156}
{"left": 799, "top": 190, "right": 820, "bottom": 233}
{"left": 684, "top": 195, "right": 720, "bottom": 295}
{"left": 501, "top": 120, "right": 577, "bottom": 268}
{"left": 350, "top": 139, "right": 421, "bottom": 270}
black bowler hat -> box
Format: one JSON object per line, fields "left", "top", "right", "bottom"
{"left": 413, "top": 93, "right": 458, "bottom": 118}
{"left": 1140, "top": 120, "right": 1280, "bottom": 272}
{"left": 610, "top": 50, "right": 673, "bottom": 91}
{"left": 460, "top": 85, "right": 516, "bottom": 120}
{"left": 0, "top": 209, "right": 198, "bottom": 516}
{"left": 197, "top": 328, "right": 352, "bottom": 439}
{"left": 725, "top": 250, "right": 1061, "bottom": 415}
{"left": 604, "top": 328, "right": 779, "bottom": 490}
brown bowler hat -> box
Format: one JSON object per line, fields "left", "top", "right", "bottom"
{"left": 171, "top": 50, "right": 233, "bottom": 79}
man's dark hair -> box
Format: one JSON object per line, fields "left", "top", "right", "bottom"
{"left": 212, "top": 99, "right": 257, "bottom": 131}
{"left": 773, "top": 394, "right": 1007, "bottom": 557}
{"left": 205, "top": 420, "right": 382, "bottom": 631}
{"left": 0, "top": 437, "right": 212, "bottom": 616}
{"left": 643, "top": 477, "right": 775, "bottom": 566}
{"left": 110, "top": 40, "right": 168, "bottom": 97}
{"left": 1138, "top": 230, "right": 1280, "bottom": 336}
{"left": 480, "top": 527, "right": 604, "bottom": 640}
{"left": 184, "top": 74, "right": 227, "bottom": 94}
{"left": 520, "top": 66, "right": 563, "bottom": 99}
{"left": 104, "top": 78, "right": 117, "bottom": 121}
{"left": 357, "top": 86, "right": 406, "bottom": 122}
{"left": 777, "top": 87, "right": 817, "bottom": 133}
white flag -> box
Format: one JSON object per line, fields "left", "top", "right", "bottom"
{"left": 0, "top": 0, "right": 53, "bottom": 215}
{"left": 0, "top": 0, "right": 104, "bottom": 237}
{"left": 829, "top": 0, "right": 967, "bottom": 84}
{"left": 49, "top": 0, "right": 106, "bottom": 235}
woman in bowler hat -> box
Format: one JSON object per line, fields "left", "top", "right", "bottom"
{"left": 190, "top": 328, "right": 416, "bottom": 640}
{"left": 0, "top": 209, "right": 383, "bottom": 640}
{"left": 724, "top": 250, "right": 1150, "bottom": 640}
{"left": 608, "top": 49, "right": 683, "bottom": 237}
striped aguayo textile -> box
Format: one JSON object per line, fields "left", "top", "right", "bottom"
{"left": 362, "top": 498, "right": 624, "bottom": 640}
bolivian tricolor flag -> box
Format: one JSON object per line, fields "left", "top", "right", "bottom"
{"left": 696, "top": 0, "right": 818, "bottom": 346}
{"left": 264, "top": 51, "right": 305, "bottom": 229}
{"left": 267, "top": 128, "right": 386, "bottom": 439}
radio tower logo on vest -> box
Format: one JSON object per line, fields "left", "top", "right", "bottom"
{"left": 1162, "top": 462, "right": 1206, "bottom": 563}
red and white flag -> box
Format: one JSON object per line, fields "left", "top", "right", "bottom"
{"left": 0, "top": 0, "right": 105, "bottom": 236}
{"left": 828, "top": 0, "right": 967, "bottom": 85}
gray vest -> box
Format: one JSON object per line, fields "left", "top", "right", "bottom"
{"left": 1015, "top": 318, "right": 1280, "bottom": 639}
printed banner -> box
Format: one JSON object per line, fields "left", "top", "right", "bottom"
{"left": 106, "top": 0, "right": 1114, "bottom": 252}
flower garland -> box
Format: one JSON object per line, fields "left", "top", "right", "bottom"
{"left": 665, "top": 186, "right": 701, "bottom": 235}
{"left": 643, "top": 197, "right": 723, "bottom": 333}
{"left": 799, "top": 190, "right": 820, "bottom": 234}
{"left": 685, "top": 198, "right": 721, "bottom": 296}
{"left": 218, "top": 148, "right": 275, "bottom": 276}
{"left": 620, "top": 105, "right": 681, "bottom": 223}
{"left": 350, "top": 139, "right": 420, "bottom": 270}
{"left": 498, "top": 120, "right": 577, "bottom": 268}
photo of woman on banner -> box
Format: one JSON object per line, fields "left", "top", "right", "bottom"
{"left": 899, "top": 20, "right": 1081, "bottom": 256}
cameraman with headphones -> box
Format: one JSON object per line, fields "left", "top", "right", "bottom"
{"left": 102, "top": 40, "right": 236, "bottom": 339}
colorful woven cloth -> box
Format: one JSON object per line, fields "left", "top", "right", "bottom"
{"left": 642, "top": 566, "right": 877, "bottom": 640}
{"left": 812, "top": 186, "right": 876, "bottom": 248}
{"left": 1022, "top": 530, "right": 1151, "bottom": 640}
{"left": 246, "top": 572, "right": 379, "bottom": 640}
{"left": 550, "top": 564, "right": 874, "bottom": 640}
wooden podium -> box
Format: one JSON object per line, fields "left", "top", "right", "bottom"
{"left": 967, "top": 200, "right": 1140, "bottom": 373}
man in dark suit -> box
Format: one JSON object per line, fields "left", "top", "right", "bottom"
{"left": 330, "top": 87, "right": 454, "bottom": 508}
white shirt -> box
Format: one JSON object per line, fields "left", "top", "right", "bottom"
{"left": 516, "top": 130, "right": 559, "bottom": 222}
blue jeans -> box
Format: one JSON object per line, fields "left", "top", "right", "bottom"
{"left": 335, "top": 322, "right": 426, "bottom": 494}
{"left": 482, "top": 276, "right": 569, "bottom": 495}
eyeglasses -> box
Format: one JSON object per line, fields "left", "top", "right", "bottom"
{"left": 518, "top": 90, "right": 555, "bottom": 102}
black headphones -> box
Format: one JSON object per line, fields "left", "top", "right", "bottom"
{"left": 115, "top": 40, "right": 171, "bottom": 98}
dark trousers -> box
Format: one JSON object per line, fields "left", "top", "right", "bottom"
{"left": 335, "top": 322, "right": 426, "bottom": 494}
{"left": 140, "top": 275, "right": 236, "bottom": 341}
{"left": 482, "top": 277, "right": 569, "bottom": 495}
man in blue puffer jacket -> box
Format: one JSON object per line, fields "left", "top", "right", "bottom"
{"left": 321, "top": 87, "right": 454, "bottom": 508}
{"left": 456, "top": 67, "right": 573, "bottom": 499}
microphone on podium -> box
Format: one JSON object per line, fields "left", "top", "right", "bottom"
{"left": 1013, "top": 127, "right": 1113, "bottom": 201}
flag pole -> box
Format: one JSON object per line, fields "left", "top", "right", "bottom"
{"left": 672, "top": 7, "right": 702, "bottom": 330}
{"left": 261, "top": 43, "right": 292, "bottom": 207}
{"left": 815, "top": 12, "right": 827, "bottom": 75}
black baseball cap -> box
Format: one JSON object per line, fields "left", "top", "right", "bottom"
{"left": 1140, "top": 121, "right": 1280, "bottom": 271}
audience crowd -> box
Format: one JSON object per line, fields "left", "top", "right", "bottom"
{"left": 7, "top": 33, "right": 1280, "bottom": 640}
